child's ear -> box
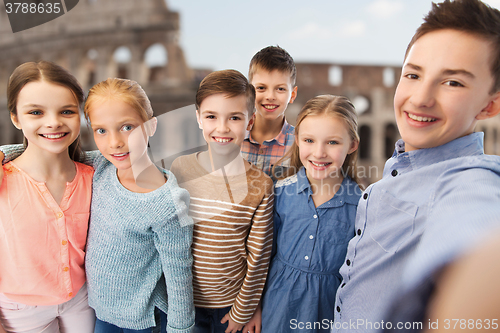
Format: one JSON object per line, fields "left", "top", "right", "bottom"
{"left": 476, "top": 92, "right": 500, "bottom": 120}
{"left": 246, "top": 113, "right": 255, "bottom": 131}
{"left": 10, "top": 114, "right": 21, "bottom": 130}
{"left": 289, "top": 86, "right": 298, "bottom": 104}
{"left": 196, "top": 110, "right": 203, "bottom": 129}
{"left": 348, "top": 139, "right": 359, "bottom": 155}
{"left": 146, "top": 117, "right": 157, "bottom": 137}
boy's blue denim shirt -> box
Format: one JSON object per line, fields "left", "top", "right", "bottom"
{"left": 333, "top": 132, "right": 500, "bottom": 333}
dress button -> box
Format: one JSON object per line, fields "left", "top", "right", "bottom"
{"left": 313, "top": 214, "right": 317, "bottom": 219}
{"left": 68, "top": 292, "right": 73, "bottom": 297}
{"left": 62, "top": 240, "right": 68, "bottom": 245}
{"left": 346, "top": 259, "right": 351, "bottom": 266}
{"left": 357, "top": 229, "right": 361, "bottom": 236}
{"left": 391, "top": 169, "right": 398, "bottom": 177}
{"left": 337, "top": 306, "right": 341, "bottom": 312}
{"left": 63, "top": 267, "right": 69, "bottom": 272}
{"left": 304, "top": 256, "right": 309, "bottom": 260}
{"left": 56, "top": 212, "right": 63, "bottom": 218}
{"left": 341, "top": 283, "right": 346, "bottom": 288}
{"left": 309, "top": 235, "right": 314, "bottom": 239}
{"left": 363, "top": 193, "right": 368, "bottom": 200}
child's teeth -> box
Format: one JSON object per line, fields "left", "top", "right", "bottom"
{"left": 263, "top": 105, "right": 278, "bottom": 110}
{"left": 215, "top": 138, "right": 231, "bottom": 143}
{"left": 311, "top": 161, "right": 329, "bottom": 167}
{"left": 43, "top": 133, "right": 65, "bottom": 139}
{"left": 408, "top": 113, "right": 436, "bottom": 122}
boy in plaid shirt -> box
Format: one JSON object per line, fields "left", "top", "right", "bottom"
{"left": 241, "top": 46, "right": 298, "bottom": 179}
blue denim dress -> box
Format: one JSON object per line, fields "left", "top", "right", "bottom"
{"left": 261, "top": 168, "right": 361, "bottom": 333}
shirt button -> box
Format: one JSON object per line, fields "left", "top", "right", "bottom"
{"left": 313, "top": 214, "right": 318, "bottom": 219}
{"left": 346, "top": 259, "right": 351, "bottom": 266}
{"left": 62, "top": 240, "right": 68, "bottom": 245}
{"left": 63, "top": 267, "right": 69, "bottom": 272}
{"left": 357, "top": 229, "right": 361, "bottom": 236}
{"left": 337, "top": 306, "right": 341, "bottom": 312}
{"left": 259, "top": 149, "right": 264, "bottom": 154}
{"left": 56, "top": 212, "right": 63, "bottom": 218}
{"left": 304, "top": 256, "right": 309, "bottom": 260}
{"left": 309, "top": 235, "right": 314, "bottom": 239}
{"left": 391, "top": 169, "right": 398, "bottom": 177}
{"left": 363, "top": 193, "right": 368, "bottom": 200}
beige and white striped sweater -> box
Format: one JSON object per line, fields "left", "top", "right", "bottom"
{"left": 170, "top": 153, "right": 274, "bottom": 325}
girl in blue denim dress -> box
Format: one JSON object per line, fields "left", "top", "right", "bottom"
{"left": 261, "top": 95, "right": 362, "bottom": 333}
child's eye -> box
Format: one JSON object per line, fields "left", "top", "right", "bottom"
{"left": 206, "top": 115, "right": 216, "bottom": 119}
{"left": 328, "top": 140, "right": 339, "bottom": 145}
{"left": 95, "top": 128, "right": 106, "bottom": 135}
{"left": 255, "top": 86, "right": 265, "bottom": 91}
{"left": 304, "top": 138, "right": 313, "bottom": 143}
{"left": 28, "top": 110, "right": 42, "bottom": 115}
{"left": 122, "top": 125, "right": 134, "bottom": 132}
{"left": 277, "top": 87, "right": 286, "bottom": 92}
{"left": 230, "top": 116, "right": 241, "bottom": 121}
{"left": 405, "top": 73, "right": 419, "bottom": 80}
{"left": 444, "top": 80, "right": 464, "bottom": 87}
{"left": 61, "top": 110, "right": 76, "bottom": 115}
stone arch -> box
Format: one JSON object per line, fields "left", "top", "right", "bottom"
{"left": 113, "top": 45, "right": 132, "bottom": 79}
{"left": 384, "top": 123, "right": 399, "bottom": 159}
{"left": 144, "top": 43, "right": 168, "bottom": 83}
{"left": 358, "top": 125, "right": 371, "bottom": 160}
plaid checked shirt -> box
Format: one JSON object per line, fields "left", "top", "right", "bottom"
{"left": 241, "top": 120, "right": 295, "bottom": 178}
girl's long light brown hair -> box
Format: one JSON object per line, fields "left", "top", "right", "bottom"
{"left": 272, "top": 95, "right": 360, "bottom": 184}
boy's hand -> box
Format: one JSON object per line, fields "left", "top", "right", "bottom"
{"left": 221, "top": 312, "right": 244, "bottom": 333}
{"left": 242, "top": 302, "right": 262, "bottom": 333}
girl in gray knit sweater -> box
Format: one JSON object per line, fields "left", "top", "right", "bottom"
{"left": 82, "top": 78, "right": 195, "bottom": 333}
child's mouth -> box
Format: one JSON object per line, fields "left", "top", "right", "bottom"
{"left": 262, "top": 104, "right": 279, "bottom": 111}
{"left": 213, "top": 137, "right": 233, "bottom": 143}
{"left": 110, "top": 152, "right": 130, "bottom": 161}
{"left": 310, "top": 161, "right": 332, "bottom": 168}
{"left": 40, "top": 133, "right": 68, "bottom": 139}
{"left": 406, "top": 112, "right": 437, "bottom": 122}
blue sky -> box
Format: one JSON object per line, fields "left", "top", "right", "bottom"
{"left": 165, "top": 0, "right": 500, "bottom": 74}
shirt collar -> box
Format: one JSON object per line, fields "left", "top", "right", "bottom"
{"left": 391, "top": 132, "right": 484, "bottom": 170}
{"left": 295, "top": 167, "right": 362, "bottom": 206}
{"left": 245, "top": 119, "right": 291, "bottom": 146}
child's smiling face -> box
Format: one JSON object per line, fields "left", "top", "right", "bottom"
{"left": 251, "top": 69, "right": 297, "bottom": 123}
{"left": 394, "top": 29, "right": 500, "bottom": 152}
{"left": 197, "top": 93, "right": 253, "bottom": 156}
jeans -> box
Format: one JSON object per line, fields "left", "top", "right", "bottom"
{"left": 94, "top": 308, "right": 167, "bottom": 333}
{"left": 0, "top": 283, "right": 95, "bottom": 333}
{"left": 193, "top": 306, "right": 243, "bottom": 333}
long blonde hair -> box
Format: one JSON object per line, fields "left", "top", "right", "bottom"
{"left": 273, "top": 95, "right": 360, "bottom": 184}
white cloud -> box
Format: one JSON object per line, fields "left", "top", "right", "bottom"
{"left": 366, "top": 0, "right": 404, "bottom": 19}
{"left": 339, "top": 20, "right": 366, "bottom": 38}
{"left": 287, "top": 22, "right": 334, "bottom": 41}
{"left": 483, "top": 0, "right": 500, "bottom": 9}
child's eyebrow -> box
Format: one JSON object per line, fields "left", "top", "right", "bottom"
{"left": 442, "top": 69, "right": 475, "bottom": 79}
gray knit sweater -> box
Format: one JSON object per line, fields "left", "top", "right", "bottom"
{"left": 85, "top": 153, "right": 195, "bottom": 332}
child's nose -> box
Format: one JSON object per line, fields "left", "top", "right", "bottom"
{"left": 409, "top": 81, "right": 436, "bottom": 108}
{"left": 45, "top": 114, "right": 63, "bottom": 128}
{"left": 217, "top": 119, "right": 230, "bottom": 133}
{"left": 314, "top": 144, "right": 327, "bottom": 157}
{"left": 109, "top": 132, "right": 124, "bottom": 149}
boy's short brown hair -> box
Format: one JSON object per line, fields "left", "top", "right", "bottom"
{"left": 248, "top": 46, "right": 296, "bottom": 86}
{"left": 196, "top": 69, "right": 256, "bottom": 116}
{"left": 405, "top": 0, "right": 500, "bottom": 93}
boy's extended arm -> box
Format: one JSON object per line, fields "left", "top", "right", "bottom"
{"left": 152, "top": 185, "right": 195, "bottom": 333}
{"left": 227, "top": 181, "right": 274, "bottom": 326}
{"left": 0, "top": 320, "right": 8, "bottom": 333}
{"left": 424, "top": 231, "right": 500, "bottom": 333}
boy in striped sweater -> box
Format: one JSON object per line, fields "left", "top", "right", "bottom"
{"left": 170, "top": 69, "right": 274, "bottom": 333}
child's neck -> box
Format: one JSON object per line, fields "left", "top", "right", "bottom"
{"left": 251, "top": 114, "right": 285, "bottom": 144}
{"left": 307, "top": 175, "right": 344, "bottom": 208}
{"left": 13, "top": 145, "right": 77, "bottom": 206}
{"left": 197, "top": 149, "right": 249, "bottom": 177}
{"left": 116, "top": 153, "right": 165, "bottom": 193}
